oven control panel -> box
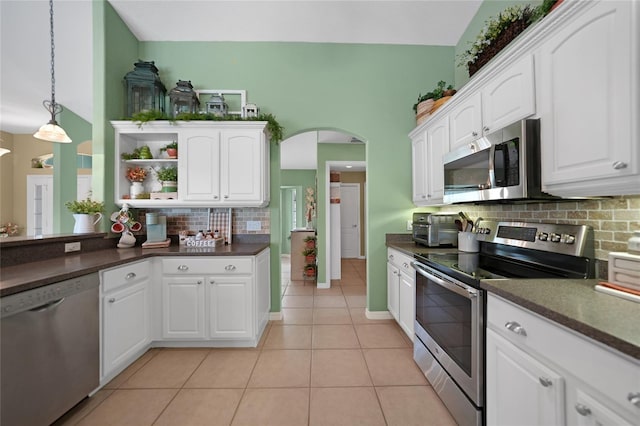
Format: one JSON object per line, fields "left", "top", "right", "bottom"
{"left": 475, "top": 220, "right": 594, "bottom": 257}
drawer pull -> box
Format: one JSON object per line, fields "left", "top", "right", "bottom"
{"left": 575, "top": 404, "right": 592, "bottom": 416}
{"left": 402, "top": 262, "right": 409, "bottom": 268}
{"left": 197, "top": 280, "right": 202, "bottom": 285}
{"left": 504, "top": 321, "right": 527, "bottom": 336}
{"left": 108, "top": 298, "right": 116, "bottom": 303}
{"left": 225, "top": 264, "right": 236, "bottom": 271}
{"left": 210, "top": 280, "right": 215, "bottom": 285}
{"left": 177, "top": 265, "right": 189, "bottom": 271}
{"left": 612, "top": 161, "right": 628, "bottom": 170}
{"left": 539, "top": 377, "right": 553, "bottom": 387}
{"left": 389, "top": 255, "right": 394, "bottom": 261}
{"left": 472, "top": 131, "right": 478, "bottom": 137}
{"left": 628, "top": 392, "right": 640, "bottom": 408}
{"left": 125, "top": 272, "right": 136, "bottom": 280}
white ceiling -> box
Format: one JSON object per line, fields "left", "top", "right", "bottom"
{"left": 0, "top": 0, "right": 481, "bottom": 135}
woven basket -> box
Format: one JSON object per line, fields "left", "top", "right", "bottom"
{"left": 415, "top": 99, "right": 434, "bottom": 125}
{"left": 468, "top": 18, "right": 531, "bottom": 77}
{"left": 430, "top": 96, "right": 452, "bottom": 114}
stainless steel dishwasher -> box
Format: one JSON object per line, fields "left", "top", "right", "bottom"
{"left": 1, "top": 273, "right": 100, "bottom": 426}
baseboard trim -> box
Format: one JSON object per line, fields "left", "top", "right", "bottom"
{"left": 316, "top": 281, "right": 330, "bottom": 289}
{"left": 269, "top": 311, "right": 283, "bottom": 320}
{"left": 365, "top": 309, "right": 394, "bottom": 320}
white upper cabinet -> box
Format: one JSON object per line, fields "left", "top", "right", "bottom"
{"left": 180, "top": 129, "right": 221, "bottom": 201}
{"left": 481, "top": 54, "right": 535, "bottom": 135}
{"left": 449, "top": 92, "right": 483, "bottom": 151}
{"left": 411, "top": 116, "right": 448, "bottom": 206}
{"left": 448, "top": 55, "right": 534, "bottom": 152}
{"left": 220, "top": 129, "right": 267, "bottom": 203}
{"left": 112, "top": 121, "right": 270, "bottom": 207}
{"left": 538, "top": 1, "right": 640, "bottom": 196}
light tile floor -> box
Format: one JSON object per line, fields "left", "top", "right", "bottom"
{"left": 55, "top": 258, "right": 457, "bottom": 426}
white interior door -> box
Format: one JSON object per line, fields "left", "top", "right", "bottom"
{"left": 340, "top": 183, "right": 360, "bottom": 258}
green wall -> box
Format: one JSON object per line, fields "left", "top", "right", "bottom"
{"left": 454, "top": 0, "right": 541, "bottom": 88}
{"left": 95, "top": 5, "right": 455, "bottom": 312}
{"left": 92, "top": 0, "right": 140, "bottom": 230}
{"left": 53, "top": 108, "right": 92, "bottom": 232}
{"left": 135, "top": 41, "right": 453, "bottom": 312}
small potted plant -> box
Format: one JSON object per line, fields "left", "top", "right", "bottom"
{"left": 304, "top": 235, "right": 316, "bottom": 249}
{"left": 413, "top": 81, "right": 456, "bottom": 124}
{"left": 155, "top": 166, "right": 178, "bottom": 192}
{"left": 303, "top": 247, "right": 317, "bottom": 264}
{"left": 159, "top": 141, "right": 178, "bottom": 159}
{"left": 65, "top": 197, "right": 104, "bottom": 233}
{"left": 126, "top": 166, "right": 149, "bottom": 198}
{"left": 304, "top": 264, "right": 317, "bottom": 278}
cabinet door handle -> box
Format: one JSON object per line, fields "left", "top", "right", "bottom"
{"left": 125, "top": 272, "right": 136, "bottom": 280}
{"left": 389, "top": 255, "right": 394, "bottom": 261}
{"left": 197, "top": 280, "right": 202, "bottom": 285}
{"left": 210, "top": 280, "right": 215, "bottom": 285}
{"left": 178, "top": 265, "right": 189, "bottom": 271}
{"left": 483, "top": 126, "right": 490, "bottom": 132}
{"left": 108, "top": 298, "right": 116, "bottom": 303}
{"left": 225, "top": 264, "right": 236, "bottom": 271}
{"left": 471, "top": 131, "right": 478, "bottom": 137}
{"left": 224, "top": 195, "right": 229, "bottom": 199}
{"left": 213, "top": 195, "right": 219, "bottom": 200}
{"left": 539, "top": 377, "right": 553, "bottom": 387}
{"left": 575, "top": 404, "right": 592, "bottom": 416}
{"left": 613, "top": 161, "right": 628, "bottom": 170}
{"left": 628, "top": 392, "right": 640, "bottom": 408}
{"left": 504, "top": 321, "right": 527, "bottom": 336}
{"left": 403, "top": 262, "right": 409, "bottom": 268}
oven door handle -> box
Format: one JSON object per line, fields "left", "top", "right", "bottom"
{"left": 411, "top": 261, "right": 478, "bottom": 299}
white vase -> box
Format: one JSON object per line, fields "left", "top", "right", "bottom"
{"left": 130, "top": 181, "right": 144, "bottom": 198}
{"left": 73, "top": 213, "right": 103, "bottom": 234}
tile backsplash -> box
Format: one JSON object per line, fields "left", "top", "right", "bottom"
{"left": 132, "top": 207, "right": 270, "bottom": 236}
{"left": 439, "top": 195, "right": 640, "bottom": 263}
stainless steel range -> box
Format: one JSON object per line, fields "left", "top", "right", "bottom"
{"left": 412, "top": 220, "right": 595, "bottom": 426}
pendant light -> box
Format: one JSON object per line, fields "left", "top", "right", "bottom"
{"left": 33, "top": 0, "right": 71, "bottom": 143}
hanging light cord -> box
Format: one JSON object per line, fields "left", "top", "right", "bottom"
{"left": 44, "top": 0, "right": 63, "bottom": 120}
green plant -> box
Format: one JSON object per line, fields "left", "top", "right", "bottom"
{"left": 159, "top": 141, "right": 178, "bottom": 153}
{"left": 65, "top": 197, "right": 104, "bottom": 214}
{"left": 530, "top": 0, "right": 559, "bottom": 23}
{"left": 457, "top": 4, "right": 535, "bottom": 68}
{"left": 128, "top": 110, "right": 284, "bottom": 143}
{"left": 155, "top": 166, "right": 178, "bottom": 182}
{"left": 302, "top": 248, "right": 317, "bottom": 257}
{"left": 412, "top": 81, "right": 455, "bottom": 112}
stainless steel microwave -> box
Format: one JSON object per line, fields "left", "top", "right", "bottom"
{"left": 443, "top": 119, "right": 555, "bottom": 204}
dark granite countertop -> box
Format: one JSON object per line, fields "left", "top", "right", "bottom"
{"left": 481, "top": 278, "right": 640, "bottom": 361}
{"left": 0, "top": 243, "right": 270, "bottom": 297}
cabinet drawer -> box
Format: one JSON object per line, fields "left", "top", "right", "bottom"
{"left": 487, "top": 294, "right": 640, "bottom": 413}
{"left": 387, "top": 249, "right": 414, "bottom": 272}
{"left": 162, "top": 257, "right": 252, "bottom": 275}
{"left": 102, "top": 260, "right": 150, "bottom": 293}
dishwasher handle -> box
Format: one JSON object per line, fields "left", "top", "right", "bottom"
{"left": 29, "top": 298, "right": 65, "bottom": 313}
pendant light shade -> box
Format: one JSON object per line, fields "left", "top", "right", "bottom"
{"left": 34, "top": 0, "right": 72, "bottom": 143}
{"left": 34, "top": 120, "right": 72, "bottom": 143}
{"left": 0, "top": 148, "right": 10, "bottom": 157}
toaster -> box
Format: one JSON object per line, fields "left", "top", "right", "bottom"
{"left": 412, "top": 212, "right": 459, "bottom": 247}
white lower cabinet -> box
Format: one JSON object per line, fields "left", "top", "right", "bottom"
{"left": 386, "top": 248, "right": 415, "bottom": 340}
{"left": 100, "top": 260, "right": 150, "bottom": 382}
{"left": 487, "top": 328, "right": 565, "bottom": 426}
{"left": 162, "top": 275, "right": 206, "bottom": 339}
{"left": 487, "top": 293, "right": 640, "bottom": 426}
{"left": 160, "top": 250, "right": 270, "bottom": 344}
{"left": 208, "top": 275, "right": 252, "bottom": 339}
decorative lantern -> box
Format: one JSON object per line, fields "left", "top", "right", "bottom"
{"left": 169, "top": 80, "right": 200, "bottom": 117}
{"left": 123, "top": 60, "right": 166, "bottom": 117}
{"left": 242, "top": 103, "right": 259, "bottom": 118}
{"left": 206, "top": 93, "right": 228, "bottom": 117}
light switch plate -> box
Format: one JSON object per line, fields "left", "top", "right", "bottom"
{"left": 247, "top": 221, "right": 261, "bottom": 231}
{"left": 407, "top": 220, "right": 413, "bottom": 231}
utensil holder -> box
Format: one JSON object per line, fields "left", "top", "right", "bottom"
{"left": 458, "top": 232, "right": 479, "bottom": 252}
